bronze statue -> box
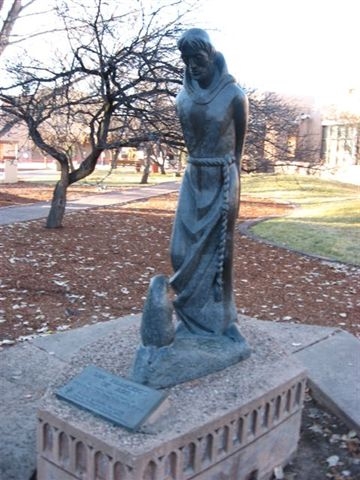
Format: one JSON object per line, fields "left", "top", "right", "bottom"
{"left": 131, "top": 29, "right": 250, "bottom": 388}
{"left": 170, "top": 28, "right": 249, "bottom": 339}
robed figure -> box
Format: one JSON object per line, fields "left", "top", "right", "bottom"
{"left": 170, "top": 28, "right": 249, "bottom": 340}
{"left": 132, "top": 29, "right": 250, "bottom": 388}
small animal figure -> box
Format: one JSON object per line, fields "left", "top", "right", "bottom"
{"left": 140, "top": 274, "right": 175, "bottom": 347}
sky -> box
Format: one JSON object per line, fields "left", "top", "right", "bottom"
{"left": 194, "top": 0, "right": 360, "bottom": 106}
{"left": 2, "top": 0, "right": 359, "bottom": 107}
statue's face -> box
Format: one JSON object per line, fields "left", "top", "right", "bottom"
{"left": 181, "top": 49, "right": 214, "bottom": 86}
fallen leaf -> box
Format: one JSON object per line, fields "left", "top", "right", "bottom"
{"left": 326, "top": 455, "right": 340, "bottom": 467}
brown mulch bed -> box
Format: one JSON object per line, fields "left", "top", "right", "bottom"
{"left": 0, "top": 185, "right": 358, "bottom": 344}
{"left": 1, "top": 183, "right": 360, "bottom": 479}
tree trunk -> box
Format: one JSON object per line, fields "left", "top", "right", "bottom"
{"left": 111, "top": 149, "right": 120, "bottom": 169}
{"left": 140, "top": 148, "right": 152, "bottom": 184}
{"left": 176, "top": 150, "right": 185, "bottom": 177}
{"left": 45, "top": 150, "right": 102, "bottom": 228}
{"left": 140, "top": 163, "right": 150, "bottom": 184}
{"left": 46, "top": 166, "right": 69, "bottom": 228}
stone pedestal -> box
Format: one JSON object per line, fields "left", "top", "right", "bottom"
{"left": 36, "top": 320, "right": 307, "bottom": 480}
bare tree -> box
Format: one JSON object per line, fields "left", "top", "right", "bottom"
{"left": 243, "top": 90, "right": 316, "bottom": 172}
{"left": 0, "top": 0, "right": 189, "bottom": 228}
{"left": 0, "top": 0, "right": 52, "bottom": 56}
{"left": 1, "top": 0, "right": 24, "bottom": 55}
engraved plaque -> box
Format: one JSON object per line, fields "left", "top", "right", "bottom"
{"left": 56, "top": 365, "right": 167, "bottom": 431}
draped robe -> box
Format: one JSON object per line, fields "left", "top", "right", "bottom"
{"left": 170, "top": 53, "right": 247, "bottom": 337}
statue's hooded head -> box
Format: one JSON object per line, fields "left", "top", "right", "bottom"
{"left": 177, "top": 28, "right": 216, "bottom": 59}
{"left": 177, "top": 28, "right": 232, "bottom": 100}
{"left": 177, "top": 28, "right": 220, "bottom": 89}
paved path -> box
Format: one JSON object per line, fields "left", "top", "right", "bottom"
{"left": 1, "top": 180, "right": 359, "bottom": 480}
{"left": 0, "top": 181, "right": 181, "bottom": 225}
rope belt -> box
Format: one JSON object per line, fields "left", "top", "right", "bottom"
{"left": 188, "top": 155, "right": 235, "bottom": 166}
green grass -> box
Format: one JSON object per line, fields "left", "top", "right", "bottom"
{"left": 78, "top": 166, "right": 181, "bottom": 187}
{"left": 20, "top": 165, "right": 181, "bottom": 187}
{"left": 242, "top": 174, "right": 360, "bottom": 265}
{"left": 242, "top": 173, "right": 359, "bottom": 203}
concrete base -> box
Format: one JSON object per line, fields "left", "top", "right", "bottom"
{"left": 37, "top": 321, "right": 307, "bottom": 480}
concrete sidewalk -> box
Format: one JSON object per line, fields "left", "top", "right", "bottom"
{"left": 0, "top": 180, "right": 181, "bottom": 225}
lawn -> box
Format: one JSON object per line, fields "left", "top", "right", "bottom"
{"left": 78, "top": 165, "right": 181, "bottom": 187}
{"left": 15, "top": 163, "right": 181, "bottom": 187}
{"left": 241, "top": 174, "right": 360, "bottom": 265}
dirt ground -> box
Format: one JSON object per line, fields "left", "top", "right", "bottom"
{"left": 0, "top": 182, "right": 359, "bottom": 479}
